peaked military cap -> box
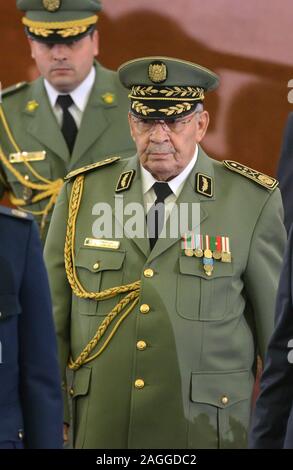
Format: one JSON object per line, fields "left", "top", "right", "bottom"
{"left": 118, "top": 56, "right": 219, "bottom": 119}
{"left": 17, "top": 0, "right": 101, "bottom": 44}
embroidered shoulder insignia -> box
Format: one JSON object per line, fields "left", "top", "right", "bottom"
{"left": 0, "top": 205, "right": 32, "bottom": 220}
{"left": 223, "top": 160, "right": 278, "bottom": 190}
{"left": 195, "top": 173, "right": 213, "bottom": 197}
{"left": 65, "top": 156, "right": 121, "bottom": 181}
{"left": 115, "top": 170, "right": 136, "bottom": 192}
{"left": 2, "top": 82, "right": 28, "bottom": 98}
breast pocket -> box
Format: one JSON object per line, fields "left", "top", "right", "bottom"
{"left": 75, "top": 247, "right": 126, "bottom": 316}
{"left": 4, "top": 159, "right": 52, "bottom": 201}
{"left": 177, "top": 256, "right": 233, "bottom": 321}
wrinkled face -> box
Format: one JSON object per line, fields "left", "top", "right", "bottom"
{"left": 128, "top": 110, "right": 210, "bottom": 181}
{"left": 29, "top": 30, "right": 99, "bottom": 93}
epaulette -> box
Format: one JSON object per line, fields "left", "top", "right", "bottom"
{"left": 223, "top": 160, "right": 278, "bottom": 190}
{"left": 0, "top": 205, "right": 32, "bottom": 220}
{"left": 2, "top": 82, "right": 28, "bottom": 98}
{"left": 65, "top": 156, "right": 121, "bottom": 181}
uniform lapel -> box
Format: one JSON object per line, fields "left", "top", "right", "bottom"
{"left": 113, "top": 158, "right": 150, "bottom": 258}
{"left": 70, "top": 63, "right": 117, "bottom": 167}
{"left": 22, "top": 77, "right": 70, "bottom": 161}
{"left": 147, "top": 146, "right": 215, "bottom": 263}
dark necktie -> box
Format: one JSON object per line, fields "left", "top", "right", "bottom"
{"left": 57, "top": 94, "right": 78, "bottom": 154}
{"left": 147, "top": 182, "right": 173, "bottom": 250}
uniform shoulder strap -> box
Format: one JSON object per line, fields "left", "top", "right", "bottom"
{"left": 65, "top": 156, "right": 120, "bottom": 181}
{"left": 223, "top": 160, "right": 278, "bottom": 190}
{"left": 2, "top": 82, "right": 28, "bottom": 98}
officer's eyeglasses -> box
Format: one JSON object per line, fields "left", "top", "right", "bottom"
{"left": 130, "top": 111, "right": 199, "bottom": 134}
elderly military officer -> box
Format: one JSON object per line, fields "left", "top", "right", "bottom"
{"left": 44, "top": 56, "right": 286, "bottom": 448}
{"left": 0, "top": 205, "right": 63, "bottom": 448}
{"left": 0, "top": 0, "right": 135, "bottom": 241}
{"left": 249, "top": 225, "right": 293, "bottom": 449}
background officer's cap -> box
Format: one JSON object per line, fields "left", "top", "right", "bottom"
{"left": 17, "top": 0, "right": 102, "bottom": 44}
{"left": 118, "top": 56, "right": 219, "bottom": 119}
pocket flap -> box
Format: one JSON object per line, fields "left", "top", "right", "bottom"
{"left": 179, "top": 256, "right": 233, "bottom": 279}
{"left": 75, "top": 247, "right": 125, "bottom": 273}
{"left": 191, "top": 370, "right": 252, "bottom": 408}
{"left": 72, "top": 366, "right": 92, "bottom": 398}
{"left": 0, "top": 294, "right": 21, "bottom": 319}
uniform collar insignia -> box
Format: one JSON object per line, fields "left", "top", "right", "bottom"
{"left": 115, "top": 170, "right": 136, "bottom": 192}
{"left": 195, "top": 173, "right": 213, "bottom": 198}
{"left": 101, "top": 92, "right": 116, "bottom": 105}
{"left": 25, "top": 100, "right": 39, "bottom": 113}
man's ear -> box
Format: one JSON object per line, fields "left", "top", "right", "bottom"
{"left": 128, "top": 112, "right": 136, "bottom": 142}
{"left": 196, "top": 110, "right": 210, "bottom": 143}
{"left": 28, "top": 38, "right": 35, "bottom": 59}
{"left": 92, "top": 29, "right": 99, "bottom": 57}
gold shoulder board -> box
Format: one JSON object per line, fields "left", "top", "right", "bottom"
{"left": 65, "top": 156, "right": 121, "bottom": 181}
{"left": 223, "top": 160, "right": 278, "bottom": 190}
{"left": 2, "top": 82, "right": 28, "bottom": 98}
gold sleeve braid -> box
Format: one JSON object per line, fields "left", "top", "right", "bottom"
{"left": 64, "top": 175, "right": 141, "bottom": 371}
{"left": 0, "top": 105, "right": 64, "bottom": 231}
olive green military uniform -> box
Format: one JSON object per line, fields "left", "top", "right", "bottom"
{"left": 0, "top": 63, "right": 135, "bottom": 239}
{"left": 0, "top": 0, "right": 135, "bottom": 240}
{"left": 44, "top": 147, "right": 286, "bottom": 449}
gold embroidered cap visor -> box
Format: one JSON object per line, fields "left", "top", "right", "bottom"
{"left": 118, "top": 56, "right": 220, "bottom": 119}
{"left": 16, "top": 0, "right": 101, "bottom": 43}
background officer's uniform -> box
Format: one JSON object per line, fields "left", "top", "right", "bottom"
{"left": 44, "top": 57, "right": 286, "bottom": 449}
{"left": 0, "top": 0, "right": 135, "bottom": 241}
{"left": 0, "top": 206, "right": 63, "bottom": 448}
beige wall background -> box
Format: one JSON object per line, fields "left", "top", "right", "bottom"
{"left": 1, "top": 0, "right": 293, "bottom": 176}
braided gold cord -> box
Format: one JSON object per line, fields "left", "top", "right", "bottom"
{"left": 64, "top": 175, "right": 141, "bottom": 370}
{"left": 0, "top": 106, "right": 64, "bottom": 219}
{"left": 68, "top": 294, "right": 139, "bottom": 370}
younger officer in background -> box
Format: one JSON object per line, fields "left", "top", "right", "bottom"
{"left": 0, "top": 206, "right": 62, "bottom": 448}
{"left": 0, "top": 0, "right": 135, "bottom": 241}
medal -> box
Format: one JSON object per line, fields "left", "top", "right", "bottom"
{"left": 194, "top": 248, "right": 203, "bottom": 257}
{"left": 182, "top": 232, "right": 195, "bottom": 256}
{"left": 213, "top": 250, "right": 222, "bottom": 260}
{"left": 194, "top": 234, "right": 203, "bottom": 257}
{"left": 185, "top": 249, "right": 194, "bottom": 257}
{"left": 203, "top": 264, "right": 213, "bottom": 276}
{"left": 221, "top": 236, "right": 232, "bottom": 263}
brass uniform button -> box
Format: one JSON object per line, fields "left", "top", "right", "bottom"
{"left": 93, "top": 262, "right": 100, "bottom": 270}
{"left": 0, "top": 312, "right": 2, "bottom": 318}
{"left": 136, "top": 340, "right": 147, "bottom": 351}
{"left": 134, "top": 379, "right": 145, "bottom": 389}
{"left": 18, "top": 431, "right": 24, "bottom": 440}
{"left": 140, "top": 304, "right": 150, "bottom": 314}
{"left": 221, "top": 395, "right": 229, "bottom": 405}
{"left": 144, "top": 268, "right": 154, "bottom": 278}
{"left": 69, "top": 388, "right": 74, "bottom": 396}
{"left": 24, "top": 175, "right": 30, "bottom": 181}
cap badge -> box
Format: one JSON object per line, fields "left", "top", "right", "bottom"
{"left": 148, "top": 62, "right": 167, "bottom": 83}
{"left": 42, "top": 0, "right": 61, "bottom": 12}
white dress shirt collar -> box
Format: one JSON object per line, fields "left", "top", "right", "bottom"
{"left": 141, "top": 145, "right": 198, "bottom": 198}
{"left": 44, "top": 66, "right": 96, "bottom": 111}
